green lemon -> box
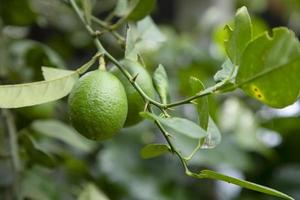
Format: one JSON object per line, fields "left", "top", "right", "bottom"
{"left": 68, "top": 70, "right": 128, "bottom": 141}
{"left": 15, "top": 102, "right": 56, "bottom": 120}
{"left": 111, "top": 59, "right": 155, "bottom": 127}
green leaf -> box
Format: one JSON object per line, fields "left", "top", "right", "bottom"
{"left": 76, "top": 53, "right": 100, "bottom": 74}
{"left": 135, "top": 17, "right": 165, "bottom": 51}
{"left": 19, "top": 133, "right": 56, "bottom": 168}
{"left": 10, "top": 40, "right": 65, "bottom": 69}
{"left": 197, "top": 170, "right": 294, "bottom": 200}
{"left": 124, "top": 17, "right": 165, "bottom": 56}
{"left": 82, "top": 0, "right": 92, "bottom": 24}
{"left": 201, "top": 118, "right": 222, "bottom": 149}
{"left": 225, "top": 6, "right": 252, "bottom": 65}
{"left": 237, "top": 27, "right": 300, "bottom": 108}
{"left": 78, "top": 183, "right": 110, "bottom": 200}
{"left": 114, "top": 0, "right": 129, "bottom": 17}
{"left": 140, "top": 144, "right": 170, "bottom": 159}
{"left": 140, "top": 112, "right": 207, "bottom": 139}
{"left": 42, "top": 67, "right": 75, "bottom": 80}
{"left": 0, "top": 72, "right": 78, "bottom": 108}
{"left": 213, "top": 59, "right": 237, "bottom": 93}
{"left": 214, "top": 59, "right": 236, "bottom": 83}
{"left": 153, "top": 64, "right": 170, "bottom": 104}
{"left": 0, "top": 55, "right": 97, "bottom": 108}
{"left": 127, "top": 0, "right": 156, "bottom": 21}
{"left": 125, "top": 24, "right": 139, "bottom": 61}
{"left": 42, "top": 53, "right": 98, "bottom": 80}
{"left": 189, "top": 77, "right": 209, "bottom": 130}
{"left": 31, "top": 120, "right": 95, "bottom": 152}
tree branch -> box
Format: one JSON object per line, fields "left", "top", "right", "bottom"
{"left": 2, "top": 109, "right": 21, "bottom": 200}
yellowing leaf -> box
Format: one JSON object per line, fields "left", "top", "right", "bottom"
{"left": 237, "top": 28, "right": 300, "bottom": 108}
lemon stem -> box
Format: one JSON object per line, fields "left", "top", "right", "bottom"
{"left": 99, "top": 56, "right": 106, "bottom": 71}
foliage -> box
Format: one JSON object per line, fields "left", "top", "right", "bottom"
{"left": 0, "top": 0, "right": 300, "bottom": 199}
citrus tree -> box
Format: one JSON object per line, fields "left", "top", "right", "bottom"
{"left": 0, "top": 0, "right": 299, "bottom": 199}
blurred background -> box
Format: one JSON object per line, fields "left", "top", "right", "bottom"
{"left": 1, "top": 0, "right": 300, "bottom": 199}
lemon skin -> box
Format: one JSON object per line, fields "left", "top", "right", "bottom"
{"left": 68, "top": 70, "right": 128, "bottom": 141}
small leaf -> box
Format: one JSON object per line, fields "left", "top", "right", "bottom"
{"left": 10, "top": 40, "right": 65, "bottom": 69}
{"left": 127, "top": 0, "right": 156, "bottom": 21}
{"left": 237, "top": 27, "right": 300, "bottom": 108}
{"left": 78, "top": 183, "right": 110, "bottom": 200}
{"left": 135, "top": 17, "right": 166, "bottom": 51}
{"left": 31, "top": 120, "right": 95, "bottom": 152}
{"left": 125, "top": 24, "right": 139, "bottom": 61}
{"left": 153, "top": 64, "right": 169, "bottom": 104}
{"left": 197, "top": 170, "right": 294, "bottom": 200}
{"left": 124, "top": 17, "right": 165, "bottom": 56}
{"left": 225, "top": 6, "right": 252, "bottom": 65}
{"left": 140, "top": 144, "right": 170, "bottom": 159}
{"left": 201, "top": 118, "right": 222, "bottom": 149}
{"left": 189, "top": 77, "right": 209, "bottom": 130}
{"left": 214, "top": 59, "right": 236, "bottom": 83}
{"left": 19, "top": 133, "right": 56, "bottom": 168}
{"left": 82, "top": 0, "right": 92, "bottom": 24}
{"left": 140, "top": 112, "right": 207, "bottom": 139}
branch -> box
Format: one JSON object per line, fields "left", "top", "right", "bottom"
{"left": 2, "top": 109, "right": 21, "bottom": 200}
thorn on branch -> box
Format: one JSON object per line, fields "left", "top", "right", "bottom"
{"left": 130, "top": 73, "right": 139, "bottom": 83}
{"left": 143, "top": 101, "right": 150, "bottom": 112}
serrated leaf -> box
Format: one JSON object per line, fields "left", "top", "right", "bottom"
{"left": 189, "top": 77, "right": 209, "bottom": 130}
{"left": 78, "top": 183, "right": 110, "bottom": 200}
{"left": 153, "top": 64, "right": 169, "bottom": 104}
{"left": 82, "top": 0, "right": 92, "bottom": 24}
{"left": 197, "top": 170, "right": 294, "bottom": 200}
{"left": 225, "top": 6, "right": 252, "bottom": 65}
{"left": 237, "top": 27, "right": 300, "bottom": 108}
{"left": 31, "top": 120, "right": 95, "bottom": 152}
{"left": 127, "top": 0, "right": 156, "bottom": 21}
{"left": 140, "top": 144, "right": 170, "bottom": 159}
{"left": 140, "top": 112, "right": 207, "bottom": 139}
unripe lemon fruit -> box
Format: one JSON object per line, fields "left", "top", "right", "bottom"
{"left": 15, "top": 102, "right": 56, "bottom": 120}
{"left": 111, "top": 59, "right": 155, "bottom": 127}
{"left": 68, "top": 70, "right": 128, "bottom": 141}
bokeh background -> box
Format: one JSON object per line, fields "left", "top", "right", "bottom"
{"left": 1, "top": 0, "right": 300, "bottom": 199}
